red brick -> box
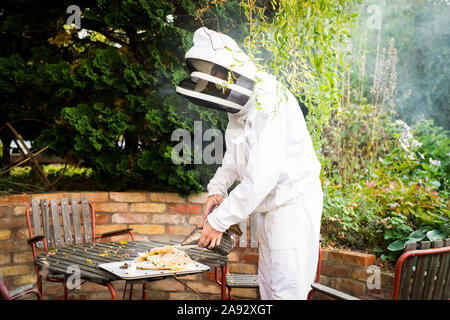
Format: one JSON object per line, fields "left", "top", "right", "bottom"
{"left": 0, "top": 265, "right": 29, "bottom": 276}
{"left": 180, "top": 273, "right": 202, "bottom": 281}
{"left": 241, "top": 253, "right": 259, "bottom": 264}
{"left": 187, "top": 215, "right": 203, "bottom": 226}
{"left": 13, "top": 252, "right": 34, "bottom": 264}
{"left": 148, "top": 278, "right": 185, "bottom": 292}
{"left": 0, "top": 217, "right": 24, "bottom": 228}
{"left": 170, "top": 204, "right": 201, "bottom": 214}
{"left": 132, "top": 234, "right": 149, "bottom": 242}
{"left": 31, "top": 193, "right": 69, "bottom": 201}
{"left": 228, "top": 251, "right": 239, "bottom": 262}
{"left": 111, "top": 213, "right": 147, "bottom": 224}
{"left": 320, "top": 249, "right": 330, "bottom": 262}
{"left": 95, "top": 224, "right": 127, "bottom": 235}
{"left": 205, "top": 271, "right": 217, "bottom": 282}
{"left": 185, "top": 281, "right": 221, "bottom": 294}
{"left": 130, "top": 203, "right": 166, "bottom": 213}
{"left": 149, "top": 193, "right": 186, "bottom": 203}
{"left": 13, "top": 228, "right": 29, "bottom": 239}
{"left": 230, "top": 288, "right": 259, "bottom": 299}
{"left": 0, "top": 240, "right": 25, "bottom": 253}
{"left": 0, "top": 253, "right": 11, "bottom": 264}
{"left": 110, "top": 192, "right": 147, "bottom": 202}
{"left": 13, "top": 275, "right": 36, "bottom": 287}
{"left": 150, "top": 213, "right": 185, "bottom": 224}
{"left": 0, "top": 230, "right": 11, "bottom": 240}
{"left": 13, "top": 205, "right": 27, "bottom": 216}
{"left": 166, "top": 225, "right": 194, "bottom": 236}
{"left": 130, "top": 224, "right": 165, "bottom": 235}
{"left": 93, "top": 203, "right": 127, "bottom": 212}
{"left": 0, "top": 194, "right": 31, "bottom": 206}
{"left": 327, "top": 249, "right": 376, "bottom": 266}
{"left": 330, "top": 278, "right": 366, "bottom": 296}
{"left": 0, "top": 207, "right": 7, "bottom": 217}
{"left": 321, "top": 262, "right": 353, "bottom": 278}
{"left": 187, "top": 193, "right": 209, "bottom": 204}
{"left": 95, "top": 213, "right": 109, "bottom": 224}
{"left": 70, "top": 192, "right": 109, "bottom": 202}
{"left": 229, "top": 263, "right": 257, "bottom": 274}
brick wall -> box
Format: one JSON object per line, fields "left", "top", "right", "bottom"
{"left": 315, "top": 248, "right": 394, "bottom": 300}
{"left": 0, "top": 192, "right": 393, "bottom": 300}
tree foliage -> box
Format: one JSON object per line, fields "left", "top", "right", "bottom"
{"left": 0, "top": 0, "right": 248, "bottom": 192}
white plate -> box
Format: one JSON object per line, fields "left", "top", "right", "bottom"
{"left": 98, "top": 260, "right": 210, "bottom": 280}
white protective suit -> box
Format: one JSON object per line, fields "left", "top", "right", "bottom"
{"left": 186, "top": 27, "right": 323, "bottom": 300}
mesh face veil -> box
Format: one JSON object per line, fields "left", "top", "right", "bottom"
{"left": 175, "top": 27, "right": 256, "bottom": 114}
{"left": 176, "top": 62, "right": 254, "bottom": 113}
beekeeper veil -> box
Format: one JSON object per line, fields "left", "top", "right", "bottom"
{"left": 176, "top": 27, "right": 256, "bottom": 114}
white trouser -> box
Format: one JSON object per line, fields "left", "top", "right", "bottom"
{"left": 257, "top": 188, "right": 322, "bottom": 300}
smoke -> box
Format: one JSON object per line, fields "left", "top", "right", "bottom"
{"left": 351, "top": 0, "right": 450, "bottom": 129}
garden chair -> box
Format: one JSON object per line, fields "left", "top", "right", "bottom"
{"left": 308, "top": 238, "right": 450, "bottom": 300}
{"left": 215, "top": 212, "right": 323, "bottom": 300}
{"left": 25, "top": 196, "right": 135, "bottom": 299}
{"left": 0, "top": 278, "right": 42, "bottom": 300}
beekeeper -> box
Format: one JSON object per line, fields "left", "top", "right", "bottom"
{"left": 175, "top": 27, "right": 323, "bottom": 300}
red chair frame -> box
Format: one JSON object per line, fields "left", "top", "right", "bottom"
{"left": 25, "top": 198, "right": 134, "bottom": 300}
{"left": 393, "top": 245, "right": 450, "bottom": 300}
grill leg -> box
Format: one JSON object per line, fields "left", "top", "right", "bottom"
{"left": 63, "top": 281, "right": 68, "bottom": 300}
{"left": 105, "top": 283, "right": 117, "bottom": 300}
{"left": 221, "top": 266, "right": 227, "bottom": 300}
{"left": 142, "top": 283, "right": 147, "bottom": 300}
{"left": 129, "top": 284, "right": 134, "bottom": 300}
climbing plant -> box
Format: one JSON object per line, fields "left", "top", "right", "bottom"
{"left": 240, "top": 0, "right": 361, "bottom": 162}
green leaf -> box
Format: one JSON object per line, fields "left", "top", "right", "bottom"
{"left": 426, "top": 229, "right": 446, "bottom": 241}
{"left": 387, "top": 239, "right": 406, "bottom": 251}
{"left": 408, "top": 230, "right": 426, "bottom": 240}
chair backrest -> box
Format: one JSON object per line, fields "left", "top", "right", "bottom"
{"left": 25, "top": 197, "right": 95, "bottom": 250}
{"left": 394, "top": 238, "right": 450, "bottom": 300}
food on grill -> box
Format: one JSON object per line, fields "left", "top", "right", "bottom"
{"left": 134, "top": 245, "right": 192, "bottom": 271}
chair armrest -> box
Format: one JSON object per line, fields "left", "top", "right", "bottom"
{"left": 27, "top": 235, "right": 45, "bottom": 245}
{"left": 96, "top": 228, "right": 134, "bottom": 241}
{"left": 9, "top": 284, "right": 34, "bottom": 297}
{"left": 310, "top": 283, "right": 360, "bottom": 300}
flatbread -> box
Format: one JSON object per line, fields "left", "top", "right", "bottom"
{"left": 134, "top": 245, "right": 192, "bottom": 271}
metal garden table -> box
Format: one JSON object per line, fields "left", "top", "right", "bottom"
{"left": 34, "top": 240, "right": 228, "bottom": 300}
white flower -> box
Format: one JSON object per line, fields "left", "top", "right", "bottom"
{"left": 407, "top": 152, "right": 415, "bottom": 160}
{"left": 395, "top": 119, "right": 406, "bottom": 126}
{"left": 419, "top": 153, "right": 425, "bottom": 159}
{"left": 411, "top": 139, "right": 422, "bottom": 148}
{"left": 166, "top": 14, "right": 174, "bottom": 23}
{"left": 401, "top": 131, "right": 413, "bottom": 140}
{"left": 429, "top": 158, "right": 441, "bottom": 166}
{"left": 400, "top": 140, "right": 409, "bottom": 151}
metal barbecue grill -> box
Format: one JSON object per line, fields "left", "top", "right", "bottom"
{"left": 34, "top": 240, "right": 228, "bottom": 300}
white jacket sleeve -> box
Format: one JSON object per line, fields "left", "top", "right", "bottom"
{"left": 206, "top": 145, "right": 239, "bottom": 198}
{"left": 208, "top": 109, "right": 288, "bottom": 232}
